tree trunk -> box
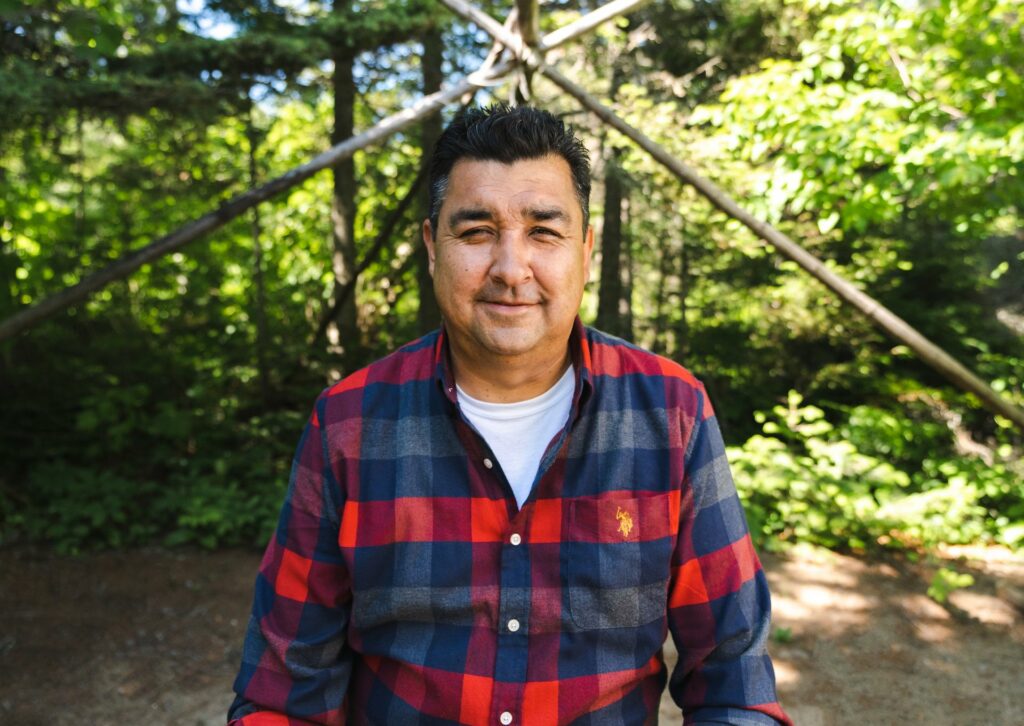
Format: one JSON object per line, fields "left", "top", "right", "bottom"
{"left": 652, "top": 237, "right": 669, "bottom": 354}
{"left": 416, "top": 21, "right": 444, "bottom": 334}
{"left": 514, "top": 0, "right": 539, "bottom": 102}
{"left": 327, "top": 0, "right": 359, "bottom": 365}
{"left": 247, "top": 111, "right": 272, "bottom": 405}
{"left": 75, "top": 108, "right": 86, "bottom": 241}
{"left": 596, "top": 56, "right": 630, "bottom": 340}
{"left": 0, "top": 235, "right": 15, "bottom": 370}
{"left": 311, "top": 164, "right": 428, "bottom": 348}
{"left": 596, "top": 146, "right": 627, "bottom": 338}
{"left": 674, "top": 232, "right": 689, "bottom": 360}
{"left": 622, "top": 193, "right": 634, "bottom": 342}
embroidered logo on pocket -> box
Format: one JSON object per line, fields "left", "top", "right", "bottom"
{"left": 615, "top": 506, "right": 634, "bottom": 539}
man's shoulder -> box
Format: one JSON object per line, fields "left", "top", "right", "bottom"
{"left": 583, "top": 325, "right": 716, "bottom": 429}
{"left": 315, "top": 329, "right": 441, "bottom": 409}
{"left": 583, "top": 325, "right": 705, "bottom": 393}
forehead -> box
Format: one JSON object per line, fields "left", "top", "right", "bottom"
{"left": 443, "top": 154, "right": 580, "bottom": 221}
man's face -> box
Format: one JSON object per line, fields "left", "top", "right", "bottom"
{"left": 424, "top": 154, "right": 594, "bottom": 364}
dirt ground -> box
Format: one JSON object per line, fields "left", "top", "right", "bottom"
{"left": 1, "top": 544, "right": 1022, "bottom": 726}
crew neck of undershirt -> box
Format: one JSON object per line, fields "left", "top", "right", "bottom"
{"left": 455, "top": 364, "right": 575, "bottom": 419}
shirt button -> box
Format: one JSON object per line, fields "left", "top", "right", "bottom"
{"left": 499, "top": 712, "right": 513, "bottom": 725}
{"left": 483, "top": 458, "right": 494, "bottom": 469}
{"left": 510, "top": 533, "right": 522, "bottom": 546}
{"left": 507, "top": 618, "right": 520, "bottom": 632}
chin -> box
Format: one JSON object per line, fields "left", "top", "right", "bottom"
{"left": 477, "top": 331, "right": 542, "bottom": 358}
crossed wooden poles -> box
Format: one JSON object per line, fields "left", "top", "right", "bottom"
{"left": 3, "top": 0, "right": 1022, "bottom": 429}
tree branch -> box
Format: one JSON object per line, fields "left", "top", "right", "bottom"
{"left": 887, "top": 45, "right": 966, "bottom": 120}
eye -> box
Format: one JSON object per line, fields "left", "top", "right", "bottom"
{"left": 458, "top": 227, "right": 494, "bottom": 240}
{"left": 531, "top": 226, "right": 563, "bottom": 239}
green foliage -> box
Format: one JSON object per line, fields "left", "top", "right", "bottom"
{"left": 772, "top": 626, "right": 794, "bottom": 644}
{"left": 730, "top": 391, "right": 910, "bottom": 550}
{"left": 0, "top": 407, "right": 299, "bottom": 552}
{"left": 731, "top": 392, "right": 1024, "bottom": 552}
{"left": 0, "top": 0, "right": 443, "bottom": 552}
{"left": 3, "top": 460, "right": 284, "bottom": 554}
{"left": 13, "top": 464, "right": 165, "bottom": 553}
{"left": 2, "top": 0, "right": 1022, "bottom": 557}
{"left": 163, "top": 478, "right": 281, "bottom": 550}
{"left": 927, "top": 567, "right": 975, "bottom": 604}
{"left": 691, "top": 0, "right": 1024, "bottom": 237}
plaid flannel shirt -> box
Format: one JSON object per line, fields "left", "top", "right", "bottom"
{"left": 229, "top": 319, "right": 790, "bottom": 725}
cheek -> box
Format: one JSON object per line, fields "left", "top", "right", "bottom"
{"left": 438, "top": 249, "right": 486, "bottom": 282}
{"left": 540, "top": 253, "right": 585, "bottom": 289}
{"left": 433, "top": 257, "right": 476, "bottom": 300}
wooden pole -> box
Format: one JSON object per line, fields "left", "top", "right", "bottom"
{"left": 0, "top": 58, "right": 514, "bottom": 343}
{"left": 443, "top": 0, "right": 526, "bottom": 59}
{"left": 513, "top": 0, "right": 539, "bottom": 100}
{"left": 439, "top": 0, "right": 650, "bottom": 102}
{"left": 538, "top": 64, "right": 1024, "bottom": 429}
{"left": 440, "top": 0, "right": 650, "bottom": 60}
{"left": 539, "top": 0, "right": 651, "bottom": 52}
{"left": 514, "top": 0, "right": 539, "bottom": 48}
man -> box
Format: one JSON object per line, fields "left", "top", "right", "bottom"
{"left": 229, "top": 104, "right": 790, "bottom": 725}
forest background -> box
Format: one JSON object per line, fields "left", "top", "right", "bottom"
{"left": 1, "top": 0, "right": 1022, "bottom": 571}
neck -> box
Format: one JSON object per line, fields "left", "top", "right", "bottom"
{"left": 448, "top": 339, "right": 572, "bottom": 403}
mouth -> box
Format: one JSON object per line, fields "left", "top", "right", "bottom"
{"left": 479, "top": 300, "right": 538, "bottom": 312}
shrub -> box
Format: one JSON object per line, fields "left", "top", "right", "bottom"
{"left": 729, "top": 391, "right": 1022, "bottom": 551}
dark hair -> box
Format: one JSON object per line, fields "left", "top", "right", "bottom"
{"left": 427, "top": 103, "right": 591, "bottom": 233}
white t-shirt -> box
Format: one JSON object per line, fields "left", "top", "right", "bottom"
{"left": 457, "top": 366, "right": 575, "bottom": 509}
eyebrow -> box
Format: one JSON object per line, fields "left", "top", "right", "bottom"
{"left": 446, "top": 206, "right": 572, "bottom": 229}
{"left": 527, "top": 207, "right": 571, "bottom": 224}
{"left": 446, "top": 207, "right": 494, "bottom": 229}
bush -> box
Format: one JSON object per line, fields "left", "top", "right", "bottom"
{"left": 729, "top": 391, "right": 1024, "bottom": 552}
{"left": 1, "top": 407, "right": 301, "bottom": 553}
{"left": 5, "top": 463, "right": 170, "bottom": 554}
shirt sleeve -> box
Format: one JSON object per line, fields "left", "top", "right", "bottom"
{"left": 666, "top": 384, "right": 792, "bottom": 726}
{"left": 228, "top": 393, "right": 353, "bottom": 726}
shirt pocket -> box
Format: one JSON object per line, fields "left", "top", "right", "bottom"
{"left": 567, "top": 493, "right": 676, "bottom": 630}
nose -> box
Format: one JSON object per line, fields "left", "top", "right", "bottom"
{"left": 488, "top": 230, "right": 533, "bottom": 288}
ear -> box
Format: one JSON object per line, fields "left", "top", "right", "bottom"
{"left": 582, "top": 224, "right": 595, "bottom": 283}
{"left": 422, "top": 218, "right": 436, "bottom": 277}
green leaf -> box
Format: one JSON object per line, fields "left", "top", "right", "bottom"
{"left": 927, "top": 568, "right": 974, "bottom": 604}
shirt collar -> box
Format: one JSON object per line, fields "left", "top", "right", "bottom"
{"left": 434, "top": 316, "right": 594, "bottom": 415}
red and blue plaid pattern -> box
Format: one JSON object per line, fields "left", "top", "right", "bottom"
{"left": 229, "top": 319, "right": 791, "bottom": 725}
